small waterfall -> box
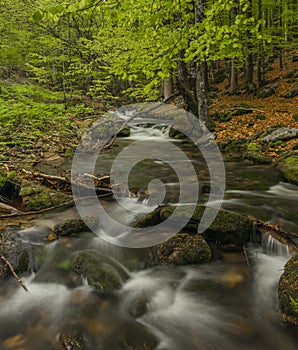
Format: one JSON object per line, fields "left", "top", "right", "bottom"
{"left": 127, "top": 124, "right": 172, "bottom": 141}
{"left": 261, "top": 232, "right": 291, "bottom": 257}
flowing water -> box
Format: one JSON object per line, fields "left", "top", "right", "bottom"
{"left": 0, "top": 116, "right": 298, "bottom": 349}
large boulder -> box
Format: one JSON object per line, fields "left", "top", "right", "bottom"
{"left": 148, "top": 232, "right": 211, "bottom": 266}
{"left": 277, "top": 153, "right": 298, "bottom": 185}
{"left": 134, "top": 205, "right": 255, "bottom": 245}
{"left": 72, "top": 250, "right": 124, "bottom": 292}
{"left": 278, "top": 255, "right": 298, "bottom": 325}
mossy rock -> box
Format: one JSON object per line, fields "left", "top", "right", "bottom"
{"left": 134, "top": 205, "right": 254, "bottom": 245}
{"left": 148, "top": 232, "right": 211, "bottom": 266}
{"left": 277, "top": 154, "right": 298, "bottom": 185}
{"left": 54, "top": 217, "right": 98, "bottom": 236}
{"left": 278, "top": 255, "right": 298, "bottom": 325}
{"left": 72, "top": 250, "right": 123, "bottom": 292}
{"left": 243, "top": 143, "right": 272, "bottom": 165}
{"left": 0, "top": 169, "right": 21, "bottom": 197}
{"left": 19, "top": 180, "right": 71, "bottom": 210}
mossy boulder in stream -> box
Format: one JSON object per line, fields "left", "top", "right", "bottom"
{"left": 134, "top": 205, "right": 254, "bottom": 245}
{"left": 72, "top": 250, "right": 123, "bottom": 292}
{"left": 277, "top": 153, "right": 298, "bottom": 185}
{"left": 54, "top": 217, "right": 98, "bottom": 237}
{"left": 19, "top": 180, "right": 71, "bottom": 210}
{"left": 148, "top": 232, "right": 211, "bottom": 266}
{"left": 278, "top": 254, "right": 298, "bottom": 325}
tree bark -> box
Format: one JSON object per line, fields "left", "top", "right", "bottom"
{"left": 195, "top": 0, "right": 209, "bottom": 126}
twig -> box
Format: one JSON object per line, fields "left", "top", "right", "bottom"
{"left": 243, "top": 245, "right": 250, "bottom": 267}
{"left": 1, "top": 255, "right": 28, "bottom": 292}
{"left": 217, "top": 107, "right": 265, "bottom": 114}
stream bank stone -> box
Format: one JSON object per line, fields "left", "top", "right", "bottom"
{"left": 0, "top": 229, "right": 30, "bottom": 280}
{"left": 19, "top": 180, "right": 71, "bottom": 210}
{"left": 278, "top": 254, "right": 298, "bottom": 325}
{"left": 54, "top": 217, "right": 98, "bottom": 237}
{"left": 72, "top": 250, "right": 123, "bottom": 292}
{"left": 134, "top": 205, "right": 254, "bottom": 245}
{"left": 277, "top": 153, "right": 298, "bottom": 185}
{"left": 148, "top": 232, "right": 211, "bottom": 266}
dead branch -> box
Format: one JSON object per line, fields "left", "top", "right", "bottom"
{"left": 1, "top": 255, "right": 28, "bottom": 292}
{"left": 0, "top": 202, "right": 21, "bottom": 214}
{"left": 217, "top": 107, "right": 265, "bottom": 114}
{"left": 0, "top": 194, "right": 111, "bottom": 219}
{"left": 243, "top": 245, "right": 250, "bottom": 267}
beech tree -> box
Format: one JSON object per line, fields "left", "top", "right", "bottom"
{"left": 3, "top": 0, "right": 296, "bottom": 123}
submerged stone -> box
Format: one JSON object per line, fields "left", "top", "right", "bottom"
{"left": 278, "top": 254, "right": 298, "bottom": 325}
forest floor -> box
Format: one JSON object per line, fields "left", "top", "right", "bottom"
{"left": 211, "top": 53, "right": 298, "bottom": 161}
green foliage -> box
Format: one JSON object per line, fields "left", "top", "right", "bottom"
{"left": 290, "top": 296, "right": 298, "bottom": 313}
{"left": 0, "top": 83, "right": 94, "bottom": 158}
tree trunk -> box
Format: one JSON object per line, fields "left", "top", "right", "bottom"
{"left": 196, "top": 61, "right": 209, "bottom": 125}
{"left": 177, "top": 50, "right": 198, "bottom": 115}
{"left": 229, "top": 60, "right": 238, "bottom": 94}
{"left": 195, "top": 0, "right": 209, "bottom": 126}
{"left": 161, "top": 77, "right": 174, "bottom": 100}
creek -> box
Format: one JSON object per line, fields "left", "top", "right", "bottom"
{"left": 0, "top": 113, "right": 298, "bottom": 349}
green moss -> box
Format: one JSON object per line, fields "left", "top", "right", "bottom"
{"left": 292, "top": 114, "right": 298, "bottom": 121}
{"left": 0, "top": 169, "right": 6, "bottom": 187}
{"left": 247, "top": 143, "right": 261, "bottom": 152}
{"left": 19, "top": 180, "right": 71, "bottom": 210}
{"left": 277, "top": 154, "right": 298, "bottom": 185}
{"left": 278, "top": 255, "right": 298, "bottom": 325}
{"left": 72, "top": 250, "right": 123, "bottom": 292}
{"left": 149, "top": 233, "right": 211, "bottom": 266}
{"left": 134, "top": 205, "right": 255, "bottom": 245}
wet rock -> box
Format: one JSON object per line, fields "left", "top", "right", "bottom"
{"left": 243, "top": 143, "right": 272, "bottom": 164}
{"left": 117, "top": 126, "right": 130, "bottom": 137}
{"left": 221, "top": 139, "right": 246, "bottom": 162}
{"left": 277, "top": 153, "right": 298, "bottom": 185}
{"left": 285, "top": 83, "right": 298, "bottom": 98}
{"left": 72, "top": 250, "right": 123, "bottom": 292}
{"left": 263, "top": 127, "right": 298, "bottom": 143}
{"left": 148, "top": 232, "right": 211, "bottom": 266}
{"left": 256, "top": 86, "right": 275, "bottom": 98}
{"left": 278, "top": 254, "right": 298, "bottom": 325}
{"left": 19, "top": 180, "right": 71, "bottom": 210}
{"left": 134, "top": 205, "right": 254, "bottom": 245}
{"left": 54, "top": 217, "right": 98, "bottom": 237}
{"left": 0, "top": 228, "right": 30, "bottom": 279}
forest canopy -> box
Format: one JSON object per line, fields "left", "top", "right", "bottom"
{"left": 1, "top": 0, "right": 297, "bottom": 120}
